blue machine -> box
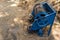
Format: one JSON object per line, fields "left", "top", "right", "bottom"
{"left": 28, "top": 2, "right": 56, "bottom": 36}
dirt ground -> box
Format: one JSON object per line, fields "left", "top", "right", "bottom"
{"left": 0, "top": 0, "right": 60, "bottom": 40}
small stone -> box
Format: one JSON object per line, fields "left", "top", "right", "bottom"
{"left": 14, "top": 17, "right": 19, "bottom": 23}
{"left": 0, "top": 12, "right": 9, "bottom": 18}
{"left": 10, "top": 4, "right": 17, "bottom": 7}
{"left": 10, "top": 23, "right": 15, "bottom": 28}
{"left": 19, "top": 20, "right": 23, "bottom": 24}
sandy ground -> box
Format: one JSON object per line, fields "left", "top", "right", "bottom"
{"left": 0, "top": 0, "right": 60, "bottom": 40}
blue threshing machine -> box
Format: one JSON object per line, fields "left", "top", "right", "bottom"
{"left": 28, "top": 2, "right": 56, "bottom": 36}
